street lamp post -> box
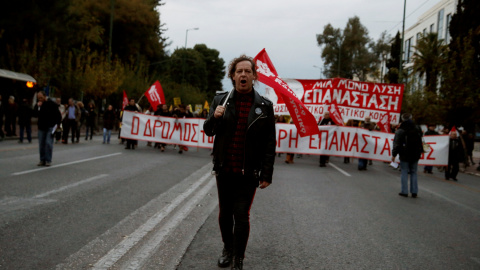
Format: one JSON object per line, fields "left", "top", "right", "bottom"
{"left": 182, "top": 27, "right": 199, "bottom": 87}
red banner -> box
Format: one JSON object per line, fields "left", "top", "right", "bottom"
{"left": 264, "top": 78, "right": 404, "bottom": 124}
{"left": 377, "top": 112, "right": 390, "bottom": 133}
{"left": 122, "top": 90, "right": 129, "bottom": 110}
{"left": 329, "top": 103, "right": 344, "bottom": 126}
{"left": 145, "top": 80, "right": 166, "bottom": 111}
{"left": 254, "top": 49, "right": 320, "bottom": 137}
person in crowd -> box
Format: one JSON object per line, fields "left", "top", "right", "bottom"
{"left": 154, "top": 104, "right": 171, "bottom": 151}
{"left": 358, "top": 119, "right": 374, "bottom": 170}
{"left": 62, "top": 98, "right": 80, "bottom": 144}
{"left": 33, "top": 91, "right": 61, "bottom": 166}
{"left": 54, "top": 98, "right": 66, "bottom": 143}
{"left": 5, "top": 96, "right": 18, "bottom": 137}
{"left": 203, "top": 55, "right": 276, "bottom": 270}
{"left": 18, "top": 98, "right": 33, "bottom": 143}
{"left": 446, "top": 130, "right": 465, "bottom": 181}
{"left": 423, "top": 124, "right": 439, "bottom": 173}
{"left": 172, "top": 104, "right": 192, "bottom": 154}
{"left": 392, "top": 113, "right": 424, "bottom": 198}
{"left": 318, "top": 111, "right": 334, "bottom": 167}
{"left": 123, "top": 99, "right": 140, "bottom": 149}
{"left": 102, "top": 104, "right": 115, "bottom": 144}
{"left": 85, "top": 101, "right": 96, "bottom": 140}
{"left": 464, "top": 131, "right": 475, "bottom": 165}
{"left": 76, "top": 101, "right": 87, "bottom": 143}
{"left": 0, "top": 94, "right": 5, "bottom": 140}
{"left": 200, "top": 108, "right": 209, "bottom": 119}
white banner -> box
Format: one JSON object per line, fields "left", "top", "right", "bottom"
{"left": 121, "top": 111, "right": 449, "bottom": 166}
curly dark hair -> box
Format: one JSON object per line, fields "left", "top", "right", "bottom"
{"left": 227, "top": 54, "right": 257, "bottom": 87}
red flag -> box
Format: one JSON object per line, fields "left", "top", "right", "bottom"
{"left": 329, "top": 104, "right": 344, "bottom": 126}
{"left": 378, "top": 112, "right": 390, "bottom": 133}
{"left": 122, "top": 90, "right": 129, "bottom": 110}
{"left": 254, "top": 49, "right": 320, "bottom": 137}
{"left": 145, "top": 80, "right": 166, "bottom": 111}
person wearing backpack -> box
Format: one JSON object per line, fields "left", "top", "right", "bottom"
{"left": 392, "top": 113, "right": 424, "bottom": 198}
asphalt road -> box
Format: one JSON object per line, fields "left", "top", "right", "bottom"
{"left": 1, "top": 136, "right": 479, "bottom": 270}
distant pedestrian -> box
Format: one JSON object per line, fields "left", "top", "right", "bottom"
{"left": 172, "top": 104, "right": 192, "bottom": 154}
{"left": 18, "top": 98, "right": 33, "bottom": 143}
{"left": 33, "top": 91, "right": 61, "bottom": 166}
{"left": 102, "top": 105, "right": 115, "bottom": 144}
{"left": 63, "top": 98, "right": 80, "bottom": 144}
{"left": 123, "top": 99, "right": 140, "bottom": 149}
{"left": 55, "top": 98, "right": 66, "bottom": 143}
{"left": 85, "top": 101, "right": 96, "bottom": 140}
{"left": 392, "top": 113, "right": 424, "bottom": 198}
{"left": 318, "top": 111, "right": 334, "bottom": 167}
{"left": 154, "top": 104, "right": 171, "bottom": 151}
{"left": 358, "top": 118, "right": 374, "bottom": 170}
{"left": 5, "top": 96, "right": 18, "bottom": 137}
{"left": 445, "top": 130, "right": 465, "bottom": 181}
{"left": 464, "top": 132, "right": 475, "bottom": 165}
{"left": 76, "top": 101, "right": 87, "bottom": 143}
{"left": 423, "top": 124, "right": 439, "bottom": 174}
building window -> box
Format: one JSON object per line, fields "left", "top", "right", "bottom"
{"left": 417, "top": 32, "right": 422, "bottom": 43}
{"left": 437, "top": 9, "right": 444, "bottom": 39}
{"left": 405, "top": 38, "right": 412, "bottom": 63}
{"left": 446, "top": 13, "right": 452, "bottom": 43}
{"left": 430, "top": 24, "right": 434, "bottom": 33}
{"left": 423, "top": 28, "right": 427, "bottom": 36}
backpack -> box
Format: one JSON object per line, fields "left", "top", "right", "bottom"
{"left": 404, "top": 126, "right": 424, "bottom": 161}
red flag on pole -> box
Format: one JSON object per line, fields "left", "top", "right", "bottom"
{"left": 122, "top": 90, "right": 129, "bottom": 110}
{"left": 145, "top": 80, "right": 166, "bottom": 111}
{"left": 329, "top": 104, "right": 344, "bottom": 126}
{"left": 254, "top": 49, "right": 320, "bottom": 137}
{"left": 377, "top": 112, "right": 390, "bottom": 133}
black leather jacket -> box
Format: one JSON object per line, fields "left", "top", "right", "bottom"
{"left": 203, "top": 89, "right": 276, "bottom": 184}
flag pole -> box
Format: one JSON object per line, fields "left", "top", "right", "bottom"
{"left": 221, "top": 88, "right": 234, "bottom": 107}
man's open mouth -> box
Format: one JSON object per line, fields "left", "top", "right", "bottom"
{"left": 240, "top": 79, "right": 247, "bottom": 84}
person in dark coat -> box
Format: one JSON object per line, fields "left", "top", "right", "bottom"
{"left": 154, "top": 104, "right": 171, "bottom": 151}
{"left": 5, "top": 96, "right": 18, "bottom": 136}
{"left": 203, "top": 55, "right": 276, "bottom": 270}
{"left": 33, "top": 91, "right": 61, "bottom": 166}
{"left": 18, "top": 98, "right": 33, "bottom": 143}
{"left": 445, "top": 131, "right": 465, "bottom": 181}
{"left": 318, "top": 111, "right": 335, "bottom": 167}
{"left": 123, "top": 99, "right": 140, "bottom": 149}
{"left": 102, "top": 105, "right": 116, "bottom": 144}
{"left": 85, "top": 101, "right": 96, "bottom": 140}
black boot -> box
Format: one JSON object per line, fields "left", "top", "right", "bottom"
{"left": 231, "top": 257, "right": 243, "bottom": 270}
{"left": 218, "top": 248, "right": 232, "bottom": 268}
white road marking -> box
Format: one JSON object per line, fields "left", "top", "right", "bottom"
{"left": 11, "top": 153, "right": 122, "bottom": 176}
{"left": 422, "top": 187, "right": 480, "bottom": 216}
{"left": 91, "top": 172, "right": 214, "bottom": 269}
{"left": 123, "top": 179, "right": 215, "bottom": 270}
{"left": 33, "top": 174, "right": 109, "bottom": 199}
{"left": 329, "top": 162, "right": 352, "bottom": 177}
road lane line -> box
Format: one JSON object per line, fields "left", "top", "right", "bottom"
{"left": 11, "top": 153, "right": 122, "bottom": 176}
{"left": 422, "top": 187, "right": 480, "bottom": 216}
{"left": 92, "top": 172, "right": 213, "bottom": 269}
{"left": 33, "top": 174, "right": 109, "bottom": 199}
{"left": 124, "top": 179, "right": 215, "bottom": 269}
{"left": 329, "top": 162, "right": 352, "bottom": 177}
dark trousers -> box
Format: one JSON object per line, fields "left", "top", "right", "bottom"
{"left": 216, "top": 173, "right": 257, "bottom": 259}
{"left": 358, "top": 158, "right": 368, "bottom": 170}
{"left": 19, "top": 124, "right": 32, "bottom": 142}
{"left": 319, "top": 155, "right": 329, "bottom": 165}
{"left": 445, "top": 161, "right": 459, "bottom": 180}
{"left": 63, "top": 119, "right": 77, "bottom": 142}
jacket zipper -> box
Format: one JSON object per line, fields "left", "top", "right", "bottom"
{"left": 242, "top": 113, "right": 265, "bottom": 175}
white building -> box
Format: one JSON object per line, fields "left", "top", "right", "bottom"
{"left": 403, "top": 0, "right": 458, "bottom": 67}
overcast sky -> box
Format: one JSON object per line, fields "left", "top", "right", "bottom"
{"left": 159, "top": 0, "right": 439, "bottom": 91}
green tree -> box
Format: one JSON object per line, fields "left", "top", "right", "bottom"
{"left": 440, "top": 0, "right": 480, "bottom": 129}
{"left": 412, "top": 32, "right": 447, "bottom": 93}
{"left": 316, "top": 16, "right": 380, "bottom": 81}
